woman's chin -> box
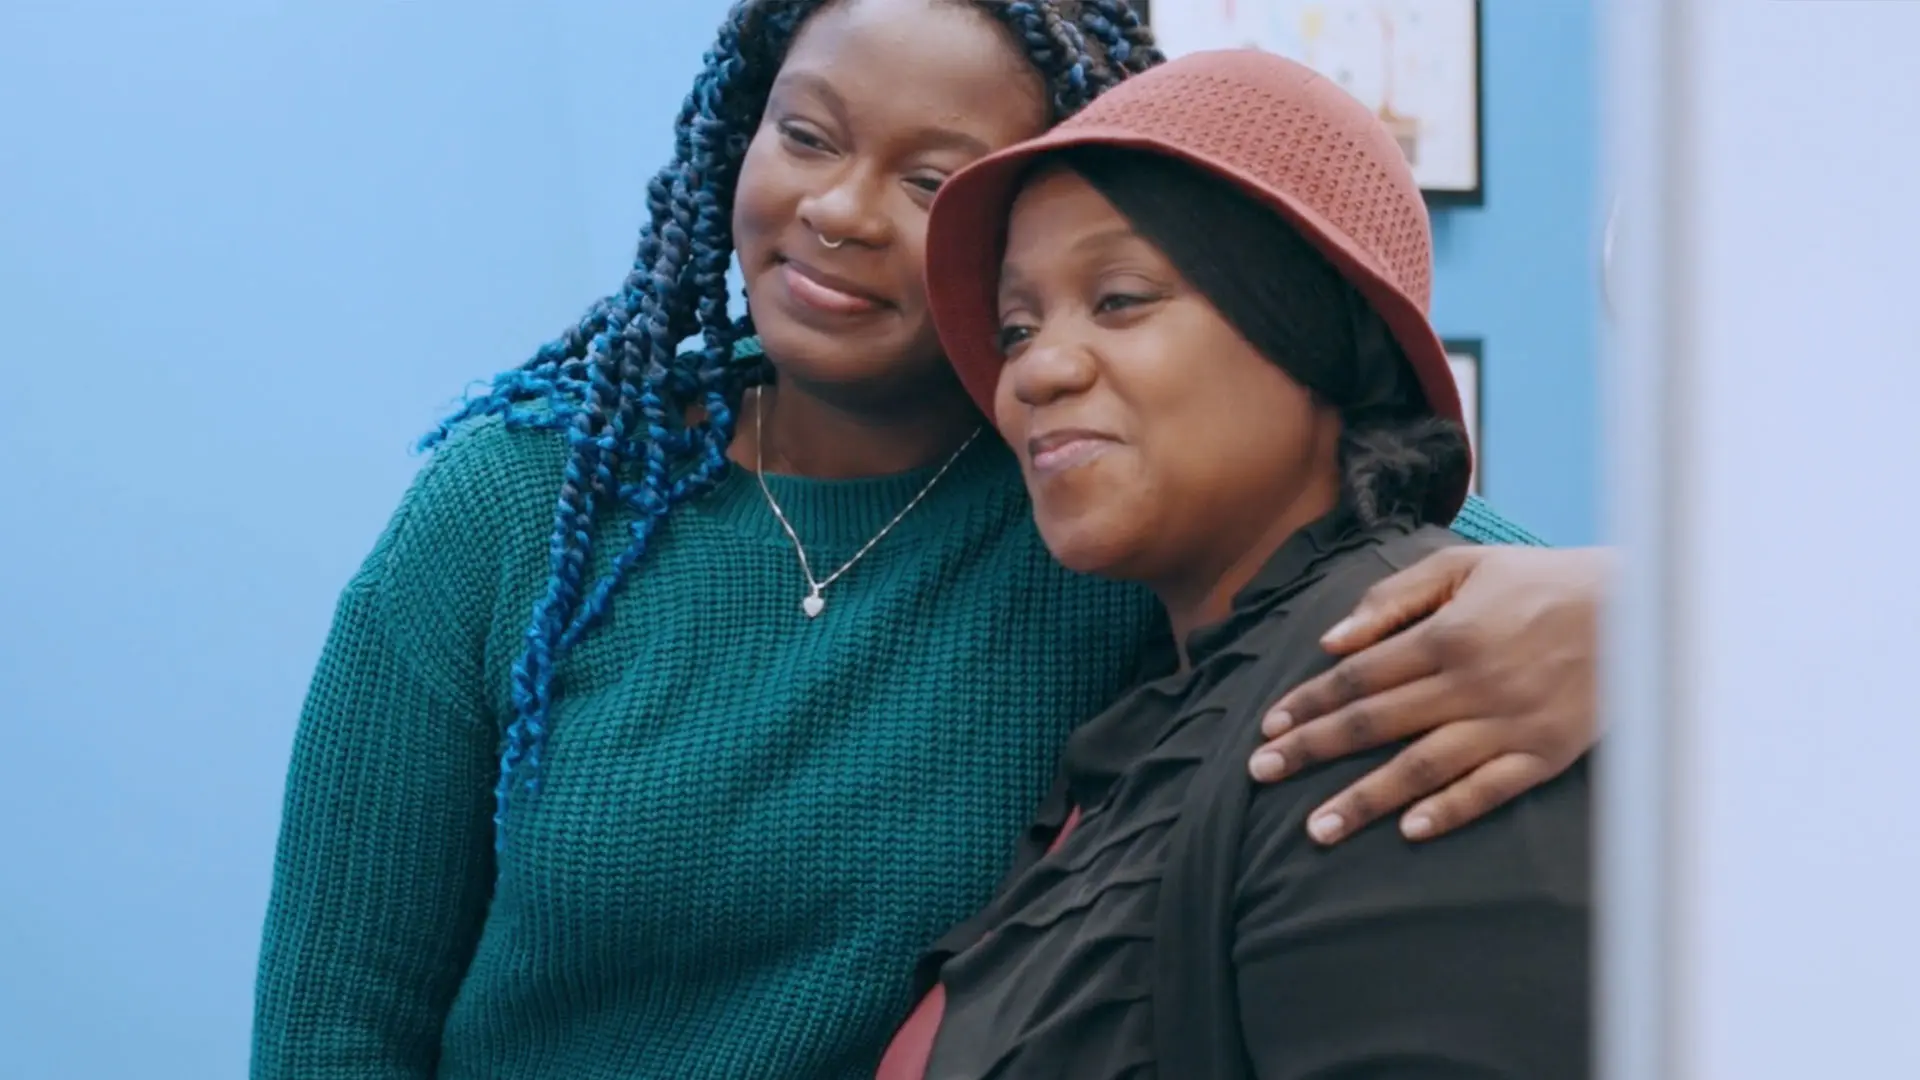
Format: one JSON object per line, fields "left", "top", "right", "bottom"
{"left": 1037, "top": 515, "right": 1150, "bottom": 582}
{"left": 752, "top": 311, "right": 948, "bottom": 385}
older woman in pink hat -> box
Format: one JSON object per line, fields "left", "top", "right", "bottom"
{"left": 877, "top": 49, "right": 1590, "bottom": 1080}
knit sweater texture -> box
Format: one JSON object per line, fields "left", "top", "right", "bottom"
{"left": 250, "top": 413, "right": 1539, "bottom": 1080}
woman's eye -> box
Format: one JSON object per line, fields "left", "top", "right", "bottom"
{"left": 996, "top": 324, "right": 1034, "bottom": 354}
{"left": 777, "top": 121, "right": 832, "bottom": 153}
{"left": 1094, "top": 292, "right": 1153, "bottom": 314}
{"left": 906, "top": 174, "right": 945, "bottom": 195}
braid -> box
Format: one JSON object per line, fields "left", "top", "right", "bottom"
{"left": 1069, "top": 0, "right": 1163, "bottom": 83}
{"left": 409, "top": 0, "right": 831, "bottom": 849}
{"left": 972, "top": 0, "right": 1164, "bottom": 118}
{"left": 570, "top": 5, "right": 801, "bottom": 637}
{"left": 422, "top": 0, "right": 1160, "bottom": 853}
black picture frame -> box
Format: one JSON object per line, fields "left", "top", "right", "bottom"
{"left": 1422, "top": 1, "right": 1485, "bottom": 208}
{"left": 1128, "top": 0, "right": 1485, "bottom": 207}
{"left": 1441, "top": 336, "right": 1484, "bottom": 493}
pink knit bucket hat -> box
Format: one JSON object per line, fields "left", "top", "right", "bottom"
{"left": 925, "top": 47, "right": 1468, "bottom": 519}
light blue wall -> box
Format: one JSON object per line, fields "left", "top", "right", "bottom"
{"left": 0, "top": 2, "right": 1594, "bottom": 1077}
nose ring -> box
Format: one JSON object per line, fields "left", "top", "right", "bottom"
{"left": 817, "top": 233, "right": 846, "bottom": 249}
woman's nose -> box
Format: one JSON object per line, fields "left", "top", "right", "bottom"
{"left": 798, "top": 172, "right": 890, "bottom": 250}
{"left": 1009, "top": 330, "right": 1098, "bottom": 408}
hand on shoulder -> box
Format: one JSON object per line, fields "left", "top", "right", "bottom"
{"left": 1248, "top": 545, "right": 1607, "bottom": 845}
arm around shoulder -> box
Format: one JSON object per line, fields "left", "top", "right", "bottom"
{"left": 1231, "top": 748, "right": 1593, "bottom": 1079}
{"left": 252, "top": 422, "right": 544, "bottom": 1078}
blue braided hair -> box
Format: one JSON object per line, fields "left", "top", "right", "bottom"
{"left": 421, "top": 0, "right": 1165, "bottom": 853}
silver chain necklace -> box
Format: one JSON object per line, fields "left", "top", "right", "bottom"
{"left": 753, "top": 389, "right": 983, "bottom": 618}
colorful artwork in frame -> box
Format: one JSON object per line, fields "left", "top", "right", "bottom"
{"left": 1131, "top": 1, "right": 1484, "bottom": 203}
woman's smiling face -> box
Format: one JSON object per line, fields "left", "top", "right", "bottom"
{"left": 989, "top": 163, "right": 1343, "bottom": 590}
{"left": 731, "top": 0, "right": 1049, "bottom": 403}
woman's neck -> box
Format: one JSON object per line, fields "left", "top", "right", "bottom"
{"left": 731, "top": 382, "right": 984, "bottom": 480}
{"left": 1156, "top": 483, "right": 1343, "bottom": 669}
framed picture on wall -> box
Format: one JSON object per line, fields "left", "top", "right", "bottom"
{"left": 1132, "top": 0, "right": 1484, "bottom": 204}
{"left": 1442, "top": 337, "right": 1482, "bottom": 493}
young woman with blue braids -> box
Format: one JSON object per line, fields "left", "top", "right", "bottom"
{"left": 251, "top": 1, "right": 1607, "bottom": 1077}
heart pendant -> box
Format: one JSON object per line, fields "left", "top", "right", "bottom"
{"left": 801, "top": 592, "right": 825, "bottom": 618}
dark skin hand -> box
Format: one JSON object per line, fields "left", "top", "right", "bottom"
{"left": 1248, "top": 546, "right": 1608, "bottom": 844}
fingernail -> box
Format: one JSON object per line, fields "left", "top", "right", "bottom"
{"left": 1262, "top": 709, "right": 1293, "bottom": 737}
{"left": 1249, "top": 750, "right": 1287, "bottom": 781}
{"left": 1322, "top": 617, "right": 1357, "bottom": 644}
{"left": 1402, "top": 814, "right": 1434, "bottom": 840}
{"left": 1308, "top": 811, "right": 1345, "bottom": 843}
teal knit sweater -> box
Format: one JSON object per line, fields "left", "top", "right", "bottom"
{"left": 250, "top": 415, "right": 1539, "bottom": 1080}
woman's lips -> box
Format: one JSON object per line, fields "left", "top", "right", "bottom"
{"left": 1028, "top": 430, "right": 1118, "bottom": 475}
{"left": 778, "top": 259, "right": 885, "bottom": 316}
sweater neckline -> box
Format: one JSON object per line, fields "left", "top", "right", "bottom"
{"left": 696, "top": 435, "right": 1026, "bottom": 548}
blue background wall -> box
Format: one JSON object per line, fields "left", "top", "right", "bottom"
{"left": 0, "top": 2, "right": 1594, "bottom": 1076}
{"left": 1430, "top": 2, "right": 1598, "bottom": 545}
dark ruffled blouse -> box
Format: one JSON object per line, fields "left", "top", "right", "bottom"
{"left": 912, "top": 512, "right": 1593, "bottom": 1080}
